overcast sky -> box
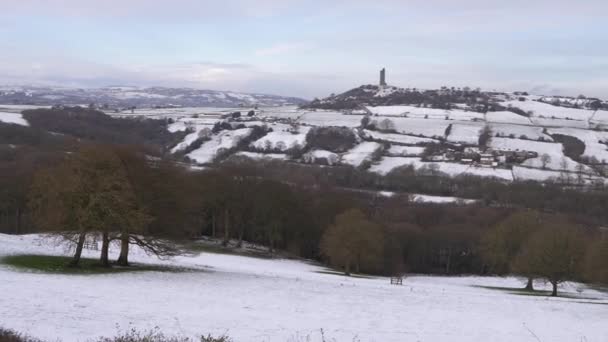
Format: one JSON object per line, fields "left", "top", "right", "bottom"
{"left": 0, "top": 0, "right": 607, "bottom": 99}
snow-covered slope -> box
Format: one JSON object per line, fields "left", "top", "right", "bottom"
{"left": 0, "top": 234, "right": 606, "bottom": 342}
{"left": 0, "top": 111, "right": 28, "bottom": 126}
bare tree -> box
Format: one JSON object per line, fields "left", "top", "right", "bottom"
{"left": 540, "top": 153, "right": 551, "bottom": 169}
{"left": 481, "top": 210, "right": 541, "bottom": 290}
{"left": 513, "top": 225, "right": 586, "bottom": 296}
{"left": 320, "top": 209, "right": 384, "bottom": 275}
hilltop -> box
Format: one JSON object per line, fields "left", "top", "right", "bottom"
{"left": 305, "top": 84, "right": 607, "bottom": 113}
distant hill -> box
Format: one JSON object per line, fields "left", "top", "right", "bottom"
{"left": 305, "top": 84, "right": 607, "bottom": 112}
{"left": 0, "top": 85, "right": 307, "bottom": 108}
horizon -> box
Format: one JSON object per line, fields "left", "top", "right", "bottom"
{"left": 1, "top": 0, "right": 607, "bottom": 99}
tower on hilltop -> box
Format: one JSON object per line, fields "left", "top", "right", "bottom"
{"left": 379, "top": 68, "right": 387, "bottom": 86}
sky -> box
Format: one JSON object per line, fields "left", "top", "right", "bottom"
{"left": 0, "top": 0, "right": 607, "bottom": 99}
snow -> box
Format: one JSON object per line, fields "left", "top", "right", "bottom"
{"left": 412, "top": 194, "right": 477, "bottom": 204}
{"left": 304, "top": 150, "right": 340, "bottom": 165}
{"left": 486, "top": 111, "right": 534, "bottom": 125}
{"left": 0, "top": 104, "right": 50, "bottom": 111}
{"left": 309, "top": 149, "right": 337, "bottom": 159}
{"left": 363, "top": 130, "right": 440, "bottom": 144}
{"left": 512, "top": 166, "right": 564, "bottom": 182}
{"left": 233, "top": 152, "right": 288, "bottom": 161}
{"left": 511, "top": 166, "right": 605, "bottom": 184}
{"left": 1, "top": 233, "right": 606, "bottom": 342}
{"left": 186, "top": 128, "right": 253, "bottom": 164}
{"left": 371, "top": 117, "right": 450, "bottom": 138}
{"left": 341, "top": 142, "right": 382, "bottom": 167}
{"left": 369, "top": 157, "right": 421, "bottom": 175}
{"left": 589, "top": 110, "right": 608, "bottom": 128}
{"left": 529, "top": 117, "right": 589, "bottom": 129}
{"left": 490, "top": 123, "right": 553, "bottom": 141}
{"left": 373, "top": 86, "right": 399, "bottom": 97}
{"left": 298, "top": 111, "right": 362, "bottom": 127}
{"left": 0, "top": 111, "right": 28, "bottom": 126}
{"left": 257, "top": 107, "right": 304, "bottom": 120}
{"left": 446, "top": 123, "right": 483, "bottom": 145}
{"left": 489, "top": 138, "right": 594, "bottom": 173}
{"left": 387, "top": 145, "right": 425, "bottom": 156}
{"left": 370, "top": 157, "right": 514, "bottom": 181}
{"left": 251, "top": 127, "right": 310, "bottom": 151}
{"left": 367, "top": 105, "right": 483, "bottom": 121}
{"left": 547, "top": 127, "right": 608, "bottom": 163}
{"left": 501, "top": 100, "right": 595, "bottom": 121}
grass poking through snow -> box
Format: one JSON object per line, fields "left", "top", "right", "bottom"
{"left": 474, "top": 285, "right": 607, "bottom": 302}
{"left": 0, "top": 254, "right": 197, "bottom": 275}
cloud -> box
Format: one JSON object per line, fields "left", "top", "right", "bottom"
{"left": 254, "top": 43, "right": 312, "bottom": 57}
{"left": 0, "top": 1, "right": 607, "bottom": 99}
{"left": 0, "top": 0, "right": 306, "bottom": 22}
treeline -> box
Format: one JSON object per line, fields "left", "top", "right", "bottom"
{"left": 22, "top": 107, "right": 186, "bottom": 154}
{"left": 216, "top": 159, "right": 608, "bottom": 225}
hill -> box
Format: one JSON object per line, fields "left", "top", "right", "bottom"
{"left": 0, "top": 85, "right": 307, "bottom": 109}
{"left": 304, "top": 84, "right": 608, "bottom": 112}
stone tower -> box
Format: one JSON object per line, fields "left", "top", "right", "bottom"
{"left": 380, "top": 68, "right": 387, "bottom": 86}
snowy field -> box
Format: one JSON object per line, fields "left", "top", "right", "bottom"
{"left": 186, "top": 128, "right": 252, "bottom": 164}
{"left": 372, "top": 117, "right": 450, "bottom": 138}
{"left": 366, "top": 105, "right": 484, "bottom": 121}
{"left": 485, "top": 111, "right": 533, "bottom": 125}
{"left": 1, "top": 234, "right": 607, "bottom": 342}
{"left": 0, "top": 104, "right": 50, "bottom": 112}
{"left": 233, "top": 152, "right": 289, "bottom": 161}
{"left": 502, "top": 100, "right": 595, "bottom": 121}
{"left": 340, "top": 142, "right": 382, "bottom": 167}
{"left": 490, "top": 123, "right": 553, "bottom": 141}
{"left": 250, "top": 126, "right": 310, "bottom": 152}
{"left": 370, "top": 157, "right": 514, "bottom": 181}
{"left": 297, "top": 111, "right": 362, "bottom": 127}
{"left": 0, "top": 111, "right": 29, "bottom": 126}
{"left": 547, "top": 127, "right": 608, "bottom": 162}
{"left": 446, "top": 122, "right": 483, "bottom": 145}
{"left": 362, "top": 130, "right": 439, "bottom": 145}
{"left": 489, "top": 138, "right": 594, "bottom": 173}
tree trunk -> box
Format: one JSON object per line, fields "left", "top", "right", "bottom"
{"left": 116, "top": 233, "right": 129, "bottom": 266}
{"left": 356, "top": 254, "right": 361, "bottom": 274}
{"left": 551, "top": 281, "right": 558, "bottom": 297}
{"left": 222, "top": 208, "right": 230, "bottom": 247}
{"left": 69, "top": 233, "right": 86, "bottom": 267}
{"left": 211, "top": 214, "right": 216, "bottom": 238}
{"left": 100, "top": 231, "right": 110, "bottom": 267}
{"left": 344, "top": 261, "right": 351, "bottom": 276}
{"left": 445, "top": 249, "right": 451, "bottom": 274}
{"left": 15, "top": 207, "right": 21, "bottom": 234}
{"left": 237, "top": 229, "right": 244, "bottom": 248}
{"left": 268, "top": 237, "right": 274, "bottom": 255}
{"left": 525, "top": 277, "right": 534, "bottom": 291}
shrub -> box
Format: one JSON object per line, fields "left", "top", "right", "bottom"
{"left": 0, "top": 328, "right": 41, "bottom": 342}
{"left": 306, "top": 127, "right": 357, "bottom": 153}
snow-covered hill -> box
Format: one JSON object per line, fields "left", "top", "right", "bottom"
{"left": 0, "top": 86, "right": 307, "bottom": 108}
{"left": 6, "top": 85, "right": 608, "bottom": 187}
{"left": 122, "top": 92, "right": 608, "bottom": 185}
{"left": 1, "top": 233, "right": 606, "bottom": 342}
{"left": 305, "top": 84, "right": 607, "bottom": 112}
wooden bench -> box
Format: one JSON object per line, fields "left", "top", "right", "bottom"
{"left": 390, "top": 275, "right": 404, "bottom": 285}
{"left": 83, "top": 241, "right": 99, "bottom": 251}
